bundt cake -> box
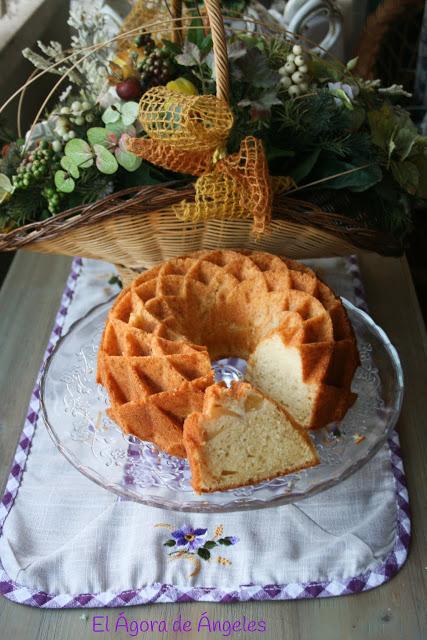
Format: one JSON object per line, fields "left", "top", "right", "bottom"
{"left": 183, "top": 382, "right": 320, "bottom": 493}
{"left": 97, "top": 249, "right": 359, "bottom": 484}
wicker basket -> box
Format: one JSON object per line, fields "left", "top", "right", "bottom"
{"left": 0, "top": 0, "right": 404, "bottom": 272}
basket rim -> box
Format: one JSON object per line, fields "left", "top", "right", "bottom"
{"left": 0, "top": 181, "right": 404, "bottom": 256}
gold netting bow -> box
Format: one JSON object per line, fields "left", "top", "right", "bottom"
{"left": 126, "top": 86, "right": 273, "bottom": 234}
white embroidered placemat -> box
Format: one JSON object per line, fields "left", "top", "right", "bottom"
{"left": 0, "top": 256, "right": 410, "bottom": 607}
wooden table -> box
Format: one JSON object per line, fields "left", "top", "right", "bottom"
{"left": 0, "top": 251, "right": 426, "bottom": 640}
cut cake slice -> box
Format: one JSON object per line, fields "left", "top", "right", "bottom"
{"left": 183, "top": 382, "right": 319, "bottom": 493}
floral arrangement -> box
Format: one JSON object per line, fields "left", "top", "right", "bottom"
{"left": 0, "top": 0, "right": 426, "bottom": 243}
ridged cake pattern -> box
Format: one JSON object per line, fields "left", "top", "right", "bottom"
{"left": 97, "top": 250, "right": 359, "bottom": 457}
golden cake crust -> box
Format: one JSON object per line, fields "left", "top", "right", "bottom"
{"left": 97, "top": 249, "right": 359, "bottom": 456}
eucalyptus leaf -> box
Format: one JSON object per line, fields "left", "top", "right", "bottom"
{"left": 64, "top": 138, "right": 93, "bottom": 168}
{"left": 115, "top": 149, "right": 142, "bottom": 172}
{"left": 60, "top": 156, "right": 80, "bottom": 179}
{"left": 106, "top": 120, "right": 128, "bottom": 137}
{"left": 102, "top": 105, "right": 121, "bottom": 124}
{"left": 94, "top": 144, "right": 119, "bottom": 174}
{"left": 54, "top": 170, "right": 75, "bottom": 193}
{"left": 121, "top": 101, "right": 139, "bottom": 127}
{"left": 87, "top": 127, "right": 111, "bottom": 147}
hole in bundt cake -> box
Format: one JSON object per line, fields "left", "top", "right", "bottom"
{"left": 212, "top": 358, "right": 246, "bottom": 387}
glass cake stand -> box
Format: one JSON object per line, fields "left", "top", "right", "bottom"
{"left": 40, "top": 297, "right": 404, "bottom": 513}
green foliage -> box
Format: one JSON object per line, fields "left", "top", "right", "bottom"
{"left": 66, "top": 165, "right": 110, "bottom": 207}
{"left": 309, "top": 158, "right": 383, "bottom": 192}
{"left": 60, "top": 156, "right": 80, "bottom": 179}
{"left": 102, "top": 102, "right": 139, "bottom": 127}
{"left": 367, "top": 103, "right": 427, "bottom": 197}
{"left": 87, "top": 127, "right": 110, "bottom": 147}
{"left": 232, "top": 47, "right": 280, "bottom": 89}
{"left": 64, "top": 139, "right": 93, "bottom": 169}
{"left": 308, "top": 57, "right": 344, "bottom": 83}
{"left": 94, "top": 144, "right": 118, "bottom": 174}
{"left": 1, "top": 23, "right": 425, "bottom": 246}
{"left": 264, "top": 91, "right": 382, "bottom": 191}
{"left": 263, "top": 37, "right": 293, "bottom": 69}
{"left": 0, "top": 185, "right": 45, "bottom": 228}
{"left": 55, "top": 170, "right": 75, "bottom": 193}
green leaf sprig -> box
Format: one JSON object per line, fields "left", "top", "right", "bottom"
{"left": 54, "top": 102, "right": 141, "bottom": 193}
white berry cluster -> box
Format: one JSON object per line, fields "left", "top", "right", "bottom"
{"left": 53, "top": 100, "right": 94, "bottom": 149}
{"left": 279, "top": 45, "right": 309, "bottom": 97}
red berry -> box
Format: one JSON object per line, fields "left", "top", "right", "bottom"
{"left": 116, "top": 77, "right": 143, "bottom": 101}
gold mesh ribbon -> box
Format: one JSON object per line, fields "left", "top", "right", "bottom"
{"left": 126, "top": 137, "right": 213, "bottom": 176}
{"left": 138, "top": 87, "right": 233, "bottom": 151}
{"left": 127, "top": 87, "right": 283, "bottom": 233}
{"left": 174, "top": 137, "right": 272, "bottom": 234}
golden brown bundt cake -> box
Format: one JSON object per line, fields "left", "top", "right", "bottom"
{"left": 97, "top": 249, "right": 359, "bottom": 460}
{"left": 183, "top": 382, "right": 320, "bottom": 494}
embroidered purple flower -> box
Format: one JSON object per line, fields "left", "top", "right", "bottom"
{"left": 160, "top": 523, "right": 239, "bottom": 573}
{"left": 327, "top": 82, "right": 359, "bottom": 109}
{"left": 171, "top": 525, "right": 208, "bottom": 551}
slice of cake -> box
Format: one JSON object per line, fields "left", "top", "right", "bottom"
{"left": 246, "top": 325, "right": 358, "bottom": 429}
{"left": 183, "top": 382, "right": 319, "bottom": 493}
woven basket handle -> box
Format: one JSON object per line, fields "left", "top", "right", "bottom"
{"left": 171, "top": 0, "right": 230, "bottom": 104}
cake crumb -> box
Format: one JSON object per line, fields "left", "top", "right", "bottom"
{"left": 353, "top": 433, "right": 365, "bottom": 445}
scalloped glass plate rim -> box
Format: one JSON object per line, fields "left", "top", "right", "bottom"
{"left": 40, "top": 296, "right": 404, "bottom": 512}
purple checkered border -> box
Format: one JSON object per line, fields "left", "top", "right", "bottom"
{"left": 0, "top": 256, "right": 410, "bottom": 607}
